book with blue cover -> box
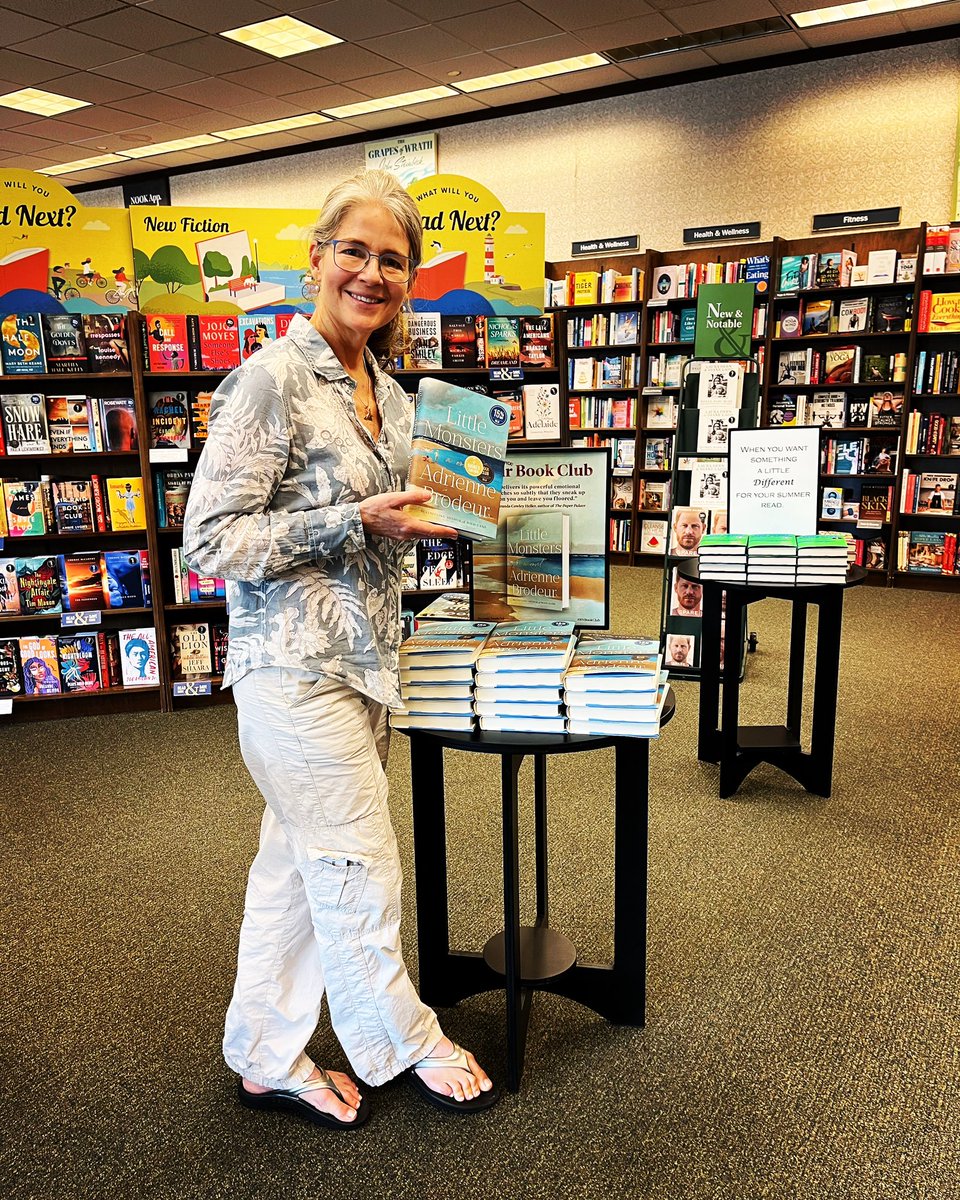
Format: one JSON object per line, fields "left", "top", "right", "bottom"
{"left": 505, "top": 510, "right": 570, "bottom": 610}
{"left": 406, "top": 378, "right": 511, "bottom": 540}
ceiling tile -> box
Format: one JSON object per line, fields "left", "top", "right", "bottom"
{"left": 12, "top": 29, "right": 135, "bottom": 69}
{"left": 0, "top": 129, "right": 60, "bottom": 154}
{"left": 41, "top": 72, "right": 149, "bottom": 104}
{"left": 167, "top": 110, "right": 249, "bottom": 134}
{"left": 399, "top": 93, "right": 489, "bottom": 119}
{"left": 218, "top": 61, "right": 328, "bottom": 97}
{"left": 360, "top": 25, "right": 476, "bottom": 66}
{"left": 219, "top": 130, "right": 316, "bottom": 152}
{"left": 414, "top": 50, "right": 512, "bottom": 83}
{"left": 270, "top": 84, "right": 369, "bottom": 110}
{"left": 397, "top": 0, "right": 489, "bottom": 16}
{"left": 795, "top": 14, "right": 905, "bottom": 44}
{"left": 292, "top": 42, "right": 400, "bottom": 80}
{"left": 574, "top": 12, "right": 681, "bottom": 51}
{"left": 333, "top": 108, "right": 422, "bottom": 131}
{"left": 617, "top": 45, "right": 716, "bottom": 76}
{"left": 543, "top": 62, "right": 634, "bottom": 91}
{"left": 16, "top": 117, "right": 111, "bottom": 142}
{"left": 3, "top": 153, "right": 57, "bottom": 170}
{"left": 0, "top": 48, "right": 73, "bottom": 85}
{"left": 0, "top": 0, "right": 123, "bottom": 21}
{"left": 670, "top": 0, "right": 780, "bottom": 34}
{"left": 72, "top": 10, "right": 202, "bottom": 51}
{"left": 69, "top": 130, "right": 178, "bottom": 153}
{"left": 437, "top": 3, "right": 564, "bottom": 50}
{"left": 0, "top": 9, "right": 57, "bottom": 41}
{"left": 211, "top": 99, "right": 314, "bottom": 123}
{"left": 294, "top": 0, "right": 423, "bottom": 39}
{"left": 898, "top": 0, "right": 960, "bottom": 29}
{"left": 706, "top": 30, "right": 807, "bottom": 63}
{"left": 55, "top": 106, "right": 156, "bottom": 134}
{"left": 153, "top": 35, "right": 267, "bottom": 73}
{"left": 522, "top": 0, "right": 656, "bottom": 30}
{"left": 107, "top": 94, "right": 216, "bottom": 122}
{"left": 345, "top": 68, "right": 440, "bottom": 99}
{"left": 457, "top": 78, "right": 558, "bottom": 105}
{"left": 141, "top": 0, "right": 279, "bottom": 32}
{"left": 90, "top": 54, "right": 209, "bottom": 89}
{"left": 492, "top": 33, "right": 596, "bottom": 68}
{"left": 161, "top": 78, "right": 275, "bottom": 110}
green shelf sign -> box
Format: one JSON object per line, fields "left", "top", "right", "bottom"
{"left": 694, "top": 282, "right": 755, "bottom": 359}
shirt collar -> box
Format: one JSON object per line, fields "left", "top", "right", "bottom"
{"left": 286, "top": 311, "right": 392, "bottom": 394}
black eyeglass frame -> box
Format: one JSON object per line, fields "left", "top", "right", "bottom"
{"left": 321, "top": 239, "right": 417, "bottom": 283}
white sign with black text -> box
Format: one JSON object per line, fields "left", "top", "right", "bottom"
{"left": 727, "top": 427, "right": 820, "bottom": 536}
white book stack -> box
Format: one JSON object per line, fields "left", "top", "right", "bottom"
{"left": 563, "top": 636, "right": 668, "bottom": 738}
{"left": 474, "top": 620, "right": 577, "bottom": 734}
{"left": 746, "top": 535, "right": 798, "bottom": 585}
{"left": 795, "top": 534, "right": 849, "bottom": 584}
{"left": 697, "top": 534, "right": 748, "bottom": 582}
{"left": 392, "top": 620, "right": 495, "bottom": 733}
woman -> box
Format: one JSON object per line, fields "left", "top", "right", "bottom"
{"left": 183, "top": 170, "right": 496, "bottom": 1130}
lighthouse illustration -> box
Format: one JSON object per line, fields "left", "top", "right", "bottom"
{"left": 483, "top": 232, "right": 504, "bottom": 286}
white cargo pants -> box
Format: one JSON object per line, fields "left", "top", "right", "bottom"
{"left": 223, "top": 667, "right": 443, "bottom": 1088}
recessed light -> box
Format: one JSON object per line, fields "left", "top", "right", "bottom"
{"left": 39, "top": 153, "right": 127, "bottom": 176}
{"left": 0, "top": 87, "right": 89, "bottom": 116}
{"left": 123, "top": 134, "right": 223, "bottom": 159}
{"left": 323, "top": 86, "right": 458, "bottom": 119}
{"left": 212, "top": 113, "right": 333, "bottom": 140}
{"left": 791, "top": 0, "right": 953, "bottom": 26}
{"left": 221, "top": 15, "right": 342, "bottom": 58}
{"left": 453, "top": 53, "right": 607, "bottom": 93}
{"left": 447, "top": 70, "right": 461, "bottom": 77}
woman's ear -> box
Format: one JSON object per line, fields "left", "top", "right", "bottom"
{"left": 308, "top": 241, "right": 323, "bottom": 280}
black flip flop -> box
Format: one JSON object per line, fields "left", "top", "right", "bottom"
{"left": 237, "top": 1070, "right": 370, "bottom": 1130}
{"left": 406, "top": 1043, "right": 500, "bottom": 1113}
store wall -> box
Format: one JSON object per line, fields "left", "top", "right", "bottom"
{"left": 80, "top": 39, "right": 960, "bottom": 259}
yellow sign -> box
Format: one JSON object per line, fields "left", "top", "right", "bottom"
{"left": 129, "top": 205, "right": 319, "bottom": 315}
{"left": 0, "top": 169, "right": 134, "bottom": 315}
{"left": 407, "top": 174, "right": 544, "bottom": 315}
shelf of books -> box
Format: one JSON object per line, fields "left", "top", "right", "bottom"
{"left": 766, "top": 228, "right": 920, "bottom": 582}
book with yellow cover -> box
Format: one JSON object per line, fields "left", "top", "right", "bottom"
{"left": 923, "top": 291, "right": 960, "bottom": 333}
{"left": 105, "top": 476, "right": 147, "bottom": 531}
{"left": 572, "top": 272, "right": 600, "bottom": 305}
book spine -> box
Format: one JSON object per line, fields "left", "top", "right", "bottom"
{"left": 96, "top": 631, "right": 111, "bottom": 688}
{"left": 186, "top": 315, "right": 202, "bottom": 370}
{"left": 918, "top": 289, "right": 932, "bottom": 333}
{"left": 90, "top": 475, "right": 109, "bottom": 532}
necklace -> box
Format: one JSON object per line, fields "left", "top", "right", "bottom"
{"left": 354, "top": 372, "right": 376, "bottom": 423}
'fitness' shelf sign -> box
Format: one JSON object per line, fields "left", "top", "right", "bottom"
{"left": 727, "top": 427, "right": 820, "bottom": 536}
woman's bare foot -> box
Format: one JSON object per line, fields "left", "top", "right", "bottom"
{"left": 414, "top": 1036, "right": 494, "bottom": 1102}
{"left": 242, "top": 1068, "right": 362, "bottom": 1122}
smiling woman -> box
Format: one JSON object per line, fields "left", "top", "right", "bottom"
{"left": 181, "top": 169, "right": 498, "bottom": 1130}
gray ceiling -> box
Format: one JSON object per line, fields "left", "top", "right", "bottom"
{"left": 2, "top": 0, "right": 959, "bottom": 188}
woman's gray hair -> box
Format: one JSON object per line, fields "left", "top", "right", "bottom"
{"left": 311, "top": 170, "right": 423, "bottom": 365}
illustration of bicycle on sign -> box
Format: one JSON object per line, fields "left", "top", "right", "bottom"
{"left": 50, "top": 264, "right": 138, "bottom": 307}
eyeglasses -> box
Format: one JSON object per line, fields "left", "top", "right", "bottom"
{"left": 323, "top": 239, "right": 414, "bottom": 283}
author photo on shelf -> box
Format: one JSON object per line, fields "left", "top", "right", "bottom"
{"left": 183, "top": 169, "right": 497, "bottom": 1130}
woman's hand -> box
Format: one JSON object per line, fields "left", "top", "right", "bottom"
{"left": 359, "top": 488, "right": 459, "bottom": 541}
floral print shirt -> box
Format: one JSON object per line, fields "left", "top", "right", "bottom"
{"left": 182, "top": 314, "right": 412, "bottom": 706}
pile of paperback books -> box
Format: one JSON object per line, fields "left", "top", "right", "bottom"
{"left": 697, "top": 533, "right": 748, "bottom": 582}
{"left": 391, "top": 620, "right": 495, "bottom": 732}
{"left": 563, "top": 636, "right": 669, "bottom": 737}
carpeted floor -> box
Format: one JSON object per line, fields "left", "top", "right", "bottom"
{"left": 1, "top": 566, "right": 957, "bottom": 1200}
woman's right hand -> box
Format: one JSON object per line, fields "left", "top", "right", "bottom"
{"left": 359, "top": 488, "right": 459, "bottom": 541}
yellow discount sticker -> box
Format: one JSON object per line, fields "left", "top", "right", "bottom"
{"left": 464, "top": 455, "right": 484, "bottom": 477}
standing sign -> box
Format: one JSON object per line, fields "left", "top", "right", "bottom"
{"left": 694, "top": 282, "right": 755, "bottom": 359}
{"left": 727, "top": 427, "right": 820, "bottom": 536}
{"left": 364, "top": 132, "right": 437, "bottom": 186}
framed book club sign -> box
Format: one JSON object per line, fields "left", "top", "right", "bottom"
{"left": 727, "top": 427, "right": 820, "bottom": 536}
{"left": 472, "top": 447, "right": 611, "bottom": 628}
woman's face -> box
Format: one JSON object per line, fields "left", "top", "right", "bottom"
{"left": 309, "top": 202, "right": 412, "bottom": 346}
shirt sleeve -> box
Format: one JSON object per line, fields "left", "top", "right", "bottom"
{"left": 182, "top": 364, "right": 365, "bottom": 583}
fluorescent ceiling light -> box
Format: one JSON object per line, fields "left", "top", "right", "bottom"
{"left": 324, "top": 86, "right": 458, "bottom": 119}
{"left": 0, "top": 87, "right": 89, "bottom": 116}
{"left": 212, "top": 113, "right": 332, "bottom": 140}
{"left": 221, "top": 15, "right": 342, "bottom": 57}
{"left": 791, "top": 0, "right": 951, "bottom": 26}
{"left": 39, "top": 153, "right": 127, "bottom": 176}
{"left": 123, "top": 134, "right": 223, "bottom": 158}
{"left": 454, "top": 53, "right": 607, "bottom": 93}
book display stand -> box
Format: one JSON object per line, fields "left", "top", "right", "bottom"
{"left": 401, "top": 698, "right": 675, "bottom": 1092}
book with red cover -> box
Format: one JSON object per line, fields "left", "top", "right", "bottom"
{"left": 143, "top": 314, "right": 190, "bottom": 372}
{"left": 188, "top": 314, "right": 241, "bottom": 371}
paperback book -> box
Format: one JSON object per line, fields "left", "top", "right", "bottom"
{"left": 41, "top": 313, "right": 86, "bottom": 374}
{"left": 1, "top": 392, "right": 50, "bottom": 454}
{"left": 1, "top": 313, "right": 46, "bottom": 375}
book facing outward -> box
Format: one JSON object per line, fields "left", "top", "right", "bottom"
{"left": 505, "top": 511, "right": 570, "bottom": 611}
{"left": 405, "top": 378, "right": 511, "bottom": 540}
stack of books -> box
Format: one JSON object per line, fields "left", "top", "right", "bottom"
{"left": 473, "top": 620, "right": 577, "bottom": 734}
{"left": 796, "top": 534, "right": 849, "bottom": 583}
{"left": 697, "top": 534, "right": 748, "bottom": 582}
{"left": 746, "top": 535, "right": 799, "bottom": 585}
{"left": 391, "top": 620, "right": 495, "bottom": 732}
{"left": 563, "top": 637, "right": 668, "bottom": 738}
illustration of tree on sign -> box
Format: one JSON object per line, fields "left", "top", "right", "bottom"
{"left": 202, "top": 250, "right": 233, "bottom": 288}
{"left": 143, "top": 245, "right": 202, "bottom": 293}
{"left": 241, "top": 254, "right": 254, "bottom": 278}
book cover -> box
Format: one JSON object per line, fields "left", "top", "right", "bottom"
{"left": 440, "top": 315, "right": 480, "bottom": 369}
{"left": 82, "top": 312, "right": 128, "bottom": 372}
{"left": 807, "top": 392, "right": 846, "bottom": 427}
{"left": 479, "top": 620, "right": 577, "bottom": 663}
{"left": 846, "top": 397, "right": 870, "bottom": 428}
{"left": 778, "top": 255, "right": 803, "bottom": 293}
{"left": 820, "top": 485, "right": 843, "bottom": 519}
{"left": 19, "top": 634, "right": 61, "bottom": 695}
{"left": 0, "top": 637, "right": 22, "bottom": 695}
{"left": 1, "top": 392, "right": 50, "bottom": 454}
{"left": 923, "top": 292, "right": 960, "bottom": 333}
{"left": 859, "top": 484, "right": 891, "bottom": 523}
{"left": 519, "top": 315, "right": 553, "bottom": 368}
{"left": 611, "top": 478, "right": 633, "bottom": 510}
{"left": 838, "top": 296, "right": 869, "bottom": 333}
{"left": 916, "top": 472, "right": 957, "bottom": 514}
{"left": 644, "top": 437, "right": 671, "bottom": 470}
{"left": 156, "top": 467, "right": 193, "bottom": 529}
{"left": 768, "top": 394, "right": 800, "bottom": 427}
{"left": 572, "top": 272, "right": 600, "bottom": 304}
{"left": 170, "top": 622, "right": 213, "bottom": 676}
{"left": 148, "top": 389, "right": 191, "bottom": 449}
{"left": 484, "top": 317, "right": 521, "bottom": 368}
{"left": 102, "top": 549, "right": 148, "bottom": 608}
{"left": 641, "top": 480, "right": 670, "bottom": 511}
{"left": 814, "top": 254, "right": 841, "bottom": 288}
{"left": 697, "top": 407, "right": 737, "bottom": 453}
{"left": 778, "top": 305, "right": 801, "bottom": 337}
{"left": 521, "top": 383, "right": 560, "bottom": 441}
{"left": 144, "top": 314, "right": 190, "bottom": 372}
{"left": 190, "top": 314, "right": 240, "bottom": 371}
{"left": 502, "top": 391, "right": 524, "bottom": 439}
{"left": 404, "top": 313, "right": 442, "bottom": 368}
{"left": 866, "top": 249, "right": 898, "bottom": 285}
{"left": 0, "top": 558, "right": 20, "bottom": 614}
{"left": 868, "top": 392, "right": 902, "bottom": 427}
{"left": 41, "top": 313, "right": 86, "bottom": 374}
{"left": 872, "top": 293, "right": 908, "bottom": 333}
{"left": 57, "top": 633, "right": 101, "bottom": 692}
{"left": 0, "top": 313, "right": 46, "bottom": 375}
{"left": 776, "top": 348, "right": 810, "bottom": 386}
{"left": 505, "top": 511, "right": 570, "bottom": 610}
{"left": 611, "top": 311, "right": 639, "bottom": 346}
{"left": 118, "top": 626, "right": 160, "bottom": 687}
{"left": 907, "top": 531, "right": 945, "bottom": 573}
{"left": 639, "top": 519, "right": 668, "bottom": 554}
{"left": 861, "top": 354, "right": 892, "bottom": 384}
{"left": 189, "top": 392, "right": 212, "bottom": 445}
{"left": 238, "top": 315, "right": 276, "bottom": 360}
{"left": 414, "top": 592, "right": 472, "bottom": 621}
{"left": 15, "top": 556, "right": 61, "bottom": 615}
{"left": 400, "top": 620, "right": 494, "bottom": 666}
{"left": 3, "top": 480, "right": 47, "bottom": 536}
{"left": 105, "top": 477, "right": 146, "bottom": 530}
{"left": 51, "top": 480, "right": 96, "bottom": 534}
{"left": 46, "top": 394, "right": 96, "bottom": 454}
{"left": 645, "top": 397, "right": 675, "bottom": 428}
{"left": 831, "top": 439, "right": 862, "bottom": 475}
{"left": 417, "top": 537, "right": 463, "bottom": 589}
{"left": 406, "top": 378, "right": 510, "bottom": 540}
{"left": 802, "top": 298, "right": 833, "bottom": 335}
{"left": 864, "top": 436, "right": 898, "bottom": 475}
{"left": 824, "top": 346, "right": 857, "bottom": 385}
{"left": 57, "top": 552, "right": 105, "bottom": 611}
{"left": 696, "top": 363, "right": 743, "bottom": 408}
{"left": 98, "top": 396, "right": 138, "bottom": 452}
